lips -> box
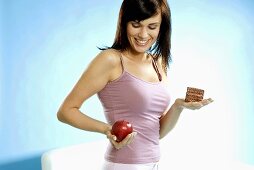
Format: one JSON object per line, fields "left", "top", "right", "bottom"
{"left": 135, "top": 38, "right": 150, "bottom": 46}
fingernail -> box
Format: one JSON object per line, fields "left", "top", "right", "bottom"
{"left": 113, "top": 136, "right": 117, "bottom": 141}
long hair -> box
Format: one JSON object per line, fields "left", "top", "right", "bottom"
{"left": 101, "top": 0, "right": 172, "bottom": 71}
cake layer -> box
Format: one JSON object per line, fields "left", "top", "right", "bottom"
{"left": 185, "top": 87, "right": 204, "bottom": 102}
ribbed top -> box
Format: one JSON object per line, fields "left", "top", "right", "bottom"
{"left": 97, "top": 54, "right": 170, "bottom": 164}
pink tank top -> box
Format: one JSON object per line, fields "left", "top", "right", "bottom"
{"left": 97, "top": 54, "right": 171, "bottom": 164}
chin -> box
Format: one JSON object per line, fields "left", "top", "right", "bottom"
{"left": 132, "top": 44, "right": 153, "bottom": 53}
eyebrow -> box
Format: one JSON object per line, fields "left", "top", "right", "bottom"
{"left": 132, "top": 21, "right": 160, "bottom": 25}
{"left": 149, "top": 22, "right": 160, "bottom": 25}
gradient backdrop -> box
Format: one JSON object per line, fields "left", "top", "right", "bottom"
{"left": 1, "top": 0, "right": 254, "bottom": 169}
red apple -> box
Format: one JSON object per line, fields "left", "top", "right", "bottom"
{"left": 111, "top": 120, "right": 133, "bottom": 142}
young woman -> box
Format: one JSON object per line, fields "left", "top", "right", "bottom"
{"left": 57, "top": 0, "right": 213, "bottom": 169}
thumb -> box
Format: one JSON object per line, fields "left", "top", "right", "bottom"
{"left": 112, "top": 135, "right": 117, "bottom": 141}
{"left": 108, "top": 134, "right": 117, "bottom": 141}
{"left": 105, "top": 130, "right": 117, "bottom": 141}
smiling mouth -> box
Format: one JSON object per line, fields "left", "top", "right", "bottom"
{"left": 135, "top": 38, "right": 150, "bottom": 46}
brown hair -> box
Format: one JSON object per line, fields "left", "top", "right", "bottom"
{"left": 101, "top": 0, "right": 172, "bottom": 72}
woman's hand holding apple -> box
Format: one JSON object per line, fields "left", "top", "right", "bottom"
{"left": 105, "top": 120, "right": 137, "bottom": 150}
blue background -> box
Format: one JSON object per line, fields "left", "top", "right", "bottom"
{"left": 0, "top": 0, "right": 253, "bottom": 169}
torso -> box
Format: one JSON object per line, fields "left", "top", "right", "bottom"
{"left": 107, "top": 49, "right": 168, "bottom": 85}
{"left": 97, "top": 49, "right": 171, "bottom": 163}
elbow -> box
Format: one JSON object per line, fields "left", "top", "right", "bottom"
{"left": 57, "top": 108, "right": 67, "bottom": 123}
{"left": 57, "top": 106, "right": 77, "bottom": 123}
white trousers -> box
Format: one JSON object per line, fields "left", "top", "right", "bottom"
{"left": 102, "top": 160, "right": 159, "bottom": 170}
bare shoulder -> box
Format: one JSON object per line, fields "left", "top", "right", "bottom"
{"left": 90, "top": 49, "right": 122, "bottom": 82}
{"left": 95, "top": 49, "right": 121, "bottom": 67}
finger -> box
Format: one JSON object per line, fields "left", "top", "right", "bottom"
{"left": 193, "top": 98, "right": 214, "bottom": 109}
{"left": 201, "top": 98, "right": 214, "bottom": 106}
{"left": 115, "top": 136, "right": 132, "bottom": 149}
{"left": 108, "top": 136, "right": 120, "bottom": 149}
{"left": 120, "top": 133, "right": 133, "bottom": 145}
{"left": 183, "top": 102, "right": 202, "bottom": 110}
{"left": 111, "top": 139, "right": 122, "bottom": 150}
{"left": 125, "top": 132, "right": 137, "bottom": 145}
{"left": 112, "top": 135, "right": 117, "bottom": 141}
{"left": 107, "top": 133, "right": 117, "bottom": 141}
{"left": 113, "top": 132, "right": 137, "bottom": 149}
{"left": 208, "top": 98, "right": 213, "bottom": 101}
{"left": 207, "top": 98, "right": 214, "bottom": 103}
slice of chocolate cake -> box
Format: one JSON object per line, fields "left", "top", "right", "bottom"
{"left": 185, "top": 87, "right": 204, "bottom": 102}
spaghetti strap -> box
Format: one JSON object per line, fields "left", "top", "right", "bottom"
{"left": 151, "top": 56, "right": 162, "bottom": 81}
{"left": 120, "top": 53, "right": 125, "bottom": 71}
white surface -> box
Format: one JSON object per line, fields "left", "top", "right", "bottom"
{"left": 41, "top": 140, "right": 107, "bottom": 170}
{"left": 41, "top": 139, "right": 254, "bottom": 170}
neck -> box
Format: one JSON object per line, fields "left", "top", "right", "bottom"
{"left": 123, "top": 49, "right": 149, "bottom": 63}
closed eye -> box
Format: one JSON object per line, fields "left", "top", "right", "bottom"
{"left": 148, "top": 24, "right": 159, "bottom": 30}
{"left": 148, "top": 25, "right": 158, "bottom": 30}
{"left": 131, "top": 22, "right": 140, "bottom": 28}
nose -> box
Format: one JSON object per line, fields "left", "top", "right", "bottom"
{"left": 138, "top": 27, "right": 148, "bottom": 39}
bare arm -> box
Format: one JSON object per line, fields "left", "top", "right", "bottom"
{"left": 155, "top": 56, "right": 213, "bottom": 139}
{"left": 159, "top": 100, "right": 183, "bottom": 139}
{"left": 159, "top": 98, "right": 213, "bottom": 139}
{"left": 57, "top": 50, "right": 137, "bottom": 149}
{"left": 57, "top": 50, "right": 118, "bottom": 134}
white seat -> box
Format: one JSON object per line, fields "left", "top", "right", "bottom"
{"left": 41, "top": 140, "right": 108, "bottom": 170}
{"left": 41, "top": 138, "right": 254, "bottom": 170}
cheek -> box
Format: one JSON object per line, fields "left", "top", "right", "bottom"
{"left": 126, "top": 30, "right": 134, "bottom": 43}
{"left": 126, "top": 24, "right": 135, "bottom": 36}
{"left": 126, "top": 25, "right": 137, "bottom": 37}
{"left": 151, "top": 30, "right": 160, "bottom": 40}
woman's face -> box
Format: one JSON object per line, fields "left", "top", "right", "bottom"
{"left": 126, "top": 12, "right": 162, "bottom": 54}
